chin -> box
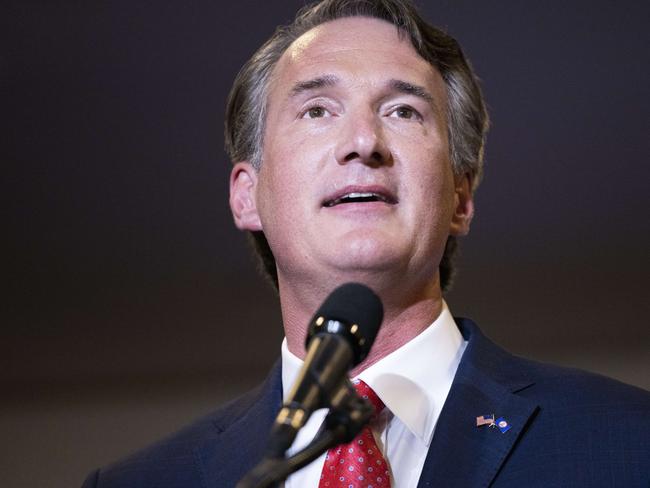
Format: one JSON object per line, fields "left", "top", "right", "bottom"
{"left": 324, "top": 237, "right": 407, "bottom": 274}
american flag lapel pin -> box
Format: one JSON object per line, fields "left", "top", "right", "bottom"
{"left": 476, "top": 414, "right": 495, "bottom": 427}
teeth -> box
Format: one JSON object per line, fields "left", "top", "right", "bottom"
{"left": 326, "top": 192, "right": 388, "bottom": 207}
{"left": 345, "top": 192, "right": 381, "bottom": 200}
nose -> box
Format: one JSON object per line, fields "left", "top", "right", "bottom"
{"left": 334, "top": 109, "right": 392, "bottom": 167}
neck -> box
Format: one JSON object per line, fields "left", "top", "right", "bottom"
{"left": 279, "top": 272, "right": 444, "bottom": 375}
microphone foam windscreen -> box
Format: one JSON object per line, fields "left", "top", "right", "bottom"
{"left": 315, "top": 282, "right": 383, "bottom": 354}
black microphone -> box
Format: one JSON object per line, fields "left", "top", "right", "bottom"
{"left": 266, "top": 282, "right": 383, "bottom": 457}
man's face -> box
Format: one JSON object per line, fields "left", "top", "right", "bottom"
{"left": 231, "top": 17, "right": 473, "bottom": 291}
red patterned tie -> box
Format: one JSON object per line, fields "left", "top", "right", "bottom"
{"left": 318, "top": 379, "right": 391, "bottom": 487}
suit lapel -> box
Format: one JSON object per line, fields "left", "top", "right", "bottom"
{"left": 418, "top": 320, "right": 539, "bottom": 487}
{"left": 194, "top": 362, "right": 283, "bottom": 488}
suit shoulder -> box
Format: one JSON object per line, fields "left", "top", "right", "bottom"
{"left": 456, "top": 318, "right": 649, "bottom": 409}
{"left": 513, "top": 354, "right": 650, "bottom": 408}
{"left": 87, "top": 377, "right": 276, "bottom": 487}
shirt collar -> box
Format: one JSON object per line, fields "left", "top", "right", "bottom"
{"left": 281, "top": 300, "right": 466, "bottom": 447}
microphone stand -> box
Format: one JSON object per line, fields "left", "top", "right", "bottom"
{"left": 236, "top": 381, "right": 374, "bottom": 488}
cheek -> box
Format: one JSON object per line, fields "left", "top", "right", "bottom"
{"left": 255, "top": 159, "right": 312, "bottom": 234}
{"left": 397, "top": 143, "right": 454, "bottom": 209}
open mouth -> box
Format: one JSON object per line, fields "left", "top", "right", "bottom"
{"left": 323, "top": 190, "right": 398, "bottom": 207}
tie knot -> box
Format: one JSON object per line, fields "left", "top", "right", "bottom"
{"left": 353, "top": 379, "right": 385, "bottom": 416}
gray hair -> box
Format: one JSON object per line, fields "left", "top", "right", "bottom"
{"left": 225, "top": 0, "right": 489, "bottom": 291}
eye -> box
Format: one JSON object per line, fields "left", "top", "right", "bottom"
{"left": 301, "top": 106, "right": 330, "bottom": 119}
{"left": 388, "top": 105, "right": 420, "bottom": 120}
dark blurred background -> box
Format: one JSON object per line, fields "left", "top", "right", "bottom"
{"left": 2, "top": 1, "right": 649, "bottom": 486}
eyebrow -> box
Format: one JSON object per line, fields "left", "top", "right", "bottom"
{"left": 287, "top": 75, "right": 438, "bottom": 112}
{"left": 289, "top": 75, "right": 340, "bottom": 97}
{"left": 388, "top": 79, "right": 434, "bottom": 104}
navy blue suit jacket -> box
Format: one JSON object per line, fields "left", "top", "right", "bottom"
{"left": 82, "top": 319, "right": 650, "bottom": 487}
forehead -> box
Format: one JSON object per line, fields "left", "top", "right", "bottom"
{"left": 269, "top": 16, "right": 445, "bottom": 103}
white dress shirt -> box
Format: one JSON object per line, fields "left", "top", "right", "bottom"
{"left": 281, "top": 301, "right": 467, "bottom": 487}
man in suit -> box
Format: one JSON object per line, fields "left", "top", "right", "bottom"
{"left": 83, "top": 0, "right": 650, "bottom": 486}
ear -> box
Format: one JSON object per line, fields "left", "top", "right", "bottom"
{"left": 229, "top": 162, "right": 263, "bottom": 231}
{"left": 449, "top": 173, "right": 475, "bottom": 236}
